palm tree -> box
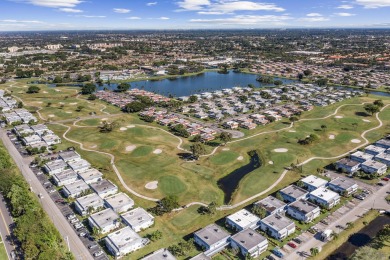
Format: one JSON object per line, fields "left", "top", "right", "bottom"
{"left": 310, "top": 247, "right": 319, "bottom": 256}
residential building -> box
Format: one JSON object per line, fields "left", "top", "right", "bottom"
{"left": 225, "top": 209, "right": 260, "bottom": 231}
{"left": 43, "top": 159, "right": 67, "bottom": 175}
{"left": 361, "top": 160, "right": 387, "bottom": 175}
{"left": 52, "top": 169, "right": 78, "bottom": 186}
{"left": 67, "top": 159, "right": 91, "bottom": 173}
{"left": 364, "top": 145, "right": 386, "bottom": 156}
{"left": 62, "top": 179, "right": 89, "bottom": 198}
{"left": 299, "top": 175, "right": 328, "bottom": 192}
{"left": 308, "top": 188, "right": 341, "bottom": 209}
{"left": 230, "top": 228, "right": 268, "bottom": 258}
{"left": 254, "top": 196, "right": 286, "bottom": 216}
{"left": 78, "top": 168, "right": 103, "bottom": 184}
{"left": 375, "top": 139, "right": 390, "bottom": 149}
{"left": 105, "top": 192, "right": 134, "bottom": 213}
{"left": 286, "top": 199, "right": 321, "bottom": 223}
{"left": 22, "top": 134, "right": 42, "bottom": 146}
{"left": 42, "top": 134, "right": 61, "bottom": 146}
{"left": 88, "top": 208, "right": 120, "bottom": 234}
{"left": 194, "top": 224, "right": 231, "bottom": 256}
{"left": 335, "top": 158, "right": 361, "bottom": 173}
{"left": 105, "top": 226, "right": 149, "bottom": 258}
{"left": 279, "top": 185, "right": 308, "bottom": 203}
{"left": 74, "top": 193, "right": 105, "bottom": 216}
{"left": 142, "top": 249, "right": 176, "bottom": 260}
{"left": 350, "top": 151, "right": 374, "bottom": 163}
{"left": 59, "top": 150, "right": 81, "bottom": 162}
{"left": 327, "top": 177, "right": 358, "bottom": 195}
{"left": 30, "top": 124, "right": 49, "bottom": 136}
{"left": 259, "top": 214, "right": 296, "bottom": 240}
{"left": 121, "top": 208, "right": 154, "bottom": 232}
{"left": 90, "top": 179, "right": 118, "bottom": 198}
{"left": 374, "top": 153, "right": 390, "bottom": 166}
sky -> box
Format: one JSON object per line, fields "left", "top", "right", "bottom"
{"left": 1, "top": 0, "right": 390, "bottom": 31}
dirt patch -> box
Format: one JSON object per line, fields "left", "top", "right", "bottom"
{"left": 351, "top": 139, "right": 361, "bottom": 143}
{"left": 125, "top": 145, "right": 137, "bottom": 152}
{"left": 153, "top": 149, "right": 162, "bottom": 154}
{"left": 329, "top": 134, "right": 335, "bottom": 140}
{"left": 222, "top": 148, "right": 230, "bottom": 151}
{"left": 289, "top": 130, "right": 296, "bottom": 132}
{"left": 274, "top": 148, "right": 288, "bottom": 153}
{"left": 362, "top": 119, "right": 371, "bottom": 122}
{"left": 90, "top": 145, "right": 97, "bottom": 149}
{"left": 237, "top": 156, "right": 244, "bottom": 161}
{"left": 101, "top": 118, "right": 108, "bottom": 121}
{"left": 145, "top": 181, "right": 158, "bottom": 190}
{"left": 48, "top": 114, "right": 55, "bottom": 118}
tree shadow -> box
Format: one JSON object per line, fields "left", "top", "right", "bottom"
{"left": 355, "top": 111, "right": 370, "bottom": 117}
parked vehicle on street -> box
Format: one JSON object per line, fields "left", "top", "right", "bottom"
{"left": 287, "top": 242, "right": 297, "bottom": 248}
{"left": 272, "top": 247, "right": 284, "bottom": 258}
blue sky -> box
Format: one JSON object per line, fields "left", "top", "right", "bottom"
{"left": 1, "top": 0, "right": 390, "bottom": 31}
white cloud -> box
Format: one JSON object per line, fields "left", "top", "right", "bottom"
{"left": 197, "top": 11, "right": 226, "bottom": 14}
{"left": 77, "top": 15, "right": 106, "bottom": 18}
{"left": 126, "top": 16, "right": 141, "bottom": 20}
{"left": 355, "top": 0, "right": 390, "bottom": 8}
{"left": 337, "top": 4, "right": 354, "bottom": 9}
{"left": 59, "top": 8, "right": 83, "bottom": 13}
{"left": 159, "top": 17, "right": 170, "bottom": 20}
{"left": 306, "top": 13, "right": 323, "bottom": 17}
{"left": 0, "top": 19, "right": 43, "bottom": 23}
{"left": 335, "top": 12, "right": 356, "bottom": 16}
{"left": 113, "top": 8, "right": 131, "bottom": 13}
{"left": 299, "top": 17, "right": 330, "bottom": 22}
{"left": 12, "top": 0, "right": 83, "bottom": 8}
{"left": 177, "top": 0, "right": 284, "bottom": 13}
{"left": 190, "top": 14, "right": 291, "bottom": 25}
{"left": 146, "top": 2, "right": 157, "bottom": 6}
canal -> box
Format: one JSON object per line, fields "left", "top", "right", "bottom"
{"left": 327, "top": 214, "right": 390, "bottom": 260}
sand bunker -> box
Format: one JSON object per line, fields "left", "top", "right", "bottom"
{"left": 269, "top": 161, "right": 274, "bottom": 165}
{"left": 48, "top": 114, "right": 55, "bottom": 118}
{"left": 43, "top": 91, "right": 48, "bottom": 94}
{"left": 65, "top": 111, "right": 72, "bottom": 114}
{"left": 101, "top": 118, "right": 108, "bottom": 121}
{"left": 351, "top": 139, "right": 361, "bottom": 143}
{"left": 69, "top": 102, "right": 78, "bottom": 106}
{"left": 119, "top": 127, "right": 127, "bottom": 131}
{"left": 329, "top": 135, "right": 335, "bottom": 140}
{"left": 126, "top": 145, "right": 137, "bottom": 152}
{"left": 36, "top": 101, "right": 43, "bottom": 104}
{"left": 289, "top": 130, "right": 296, "bottom": 133}
{"left": 153, "top": 149, "right": 162, "bottom": 154}
{"left": 363, "top": 119, "right": 371, "bottom": 122}
{"left": 237, "top": 156, "right": 244, "bottom": 161}
{"left": 127, "top": 125, "right": 135, "bottom": 128}
{"left": 274, "top": 148, "right": 288, "bottom": 153}
{"left": 145, "top": 181, "right": 158, "bottom": 190}
{"left": 90, "top": 145, "right": 97, "bottom": 149}
{"left": 222, "top": 148, "right": 230, "bottom": 151}
{"left": 55, "top": 89, "right": 61, "bottom": 92}
{"left": 334, "top": 116, "right": 343, "bottom": 119}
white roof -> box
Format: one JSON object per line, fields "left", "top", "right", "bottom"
{"left": 75, "top": 193, "right": 104, "bottom": 212}
{"left": 105, "top": 226, "right": 148, "bottom": 255}
{"left": 309, "top": 188, "right": 340, "bottom": 202}
{"left": 300, "top": 175, "right": 328, "bottom": 188}
{"left": 121, "top": 208, "right": 154, "bottom": 227}
{"left": 105, "top": 192, "right": 134, "bottom": 212}
{"left": 89, "top": 208, "right": 119, "bottom": 229}
{"left": 226, "top": 209, "right": 260, "bottom": 229}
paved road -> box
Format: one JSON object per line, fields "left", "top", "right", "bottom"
{"left": 285, "top": 182, "right": 390, "bottom": 260}
{"left": 0, "top": 129, "right": 93, "bottom": 260}
{"left": 0, "top": 194, "right": 14, "bottom": 260}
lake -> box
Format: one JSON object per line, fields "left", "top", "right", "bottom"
{"left": 327, "top": 214, "right": 390, "bottom": 260}
{"left": 98, "top": 71, "right": 298, "bottom": 97}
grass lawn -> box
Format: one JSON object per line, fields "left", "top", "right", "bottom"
{"left": 0, "top": 238, "right": 7, "bottom": 260}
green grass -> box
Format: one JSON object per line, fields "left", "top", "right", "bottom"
{"left": 209, "top": 151, "right": 240, "bottom": 165}
{"left": 158, "top": 176, "right": 187, "bottom": 196}
{"left": 131, "top": 146, "right": 153, "bottom": 157}
{"left": 0, "top": 240, "right": 7, "bottom": 260}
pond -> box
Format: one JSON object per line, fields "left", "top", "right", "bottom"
{"left": 327, "top": 214, "right": 390, "bottom": 260}
{"left": 97, "top": 71, "right": 297, "bottom": 97}
{"left": 217, "top": 150, "right": 262, "bottom": 204}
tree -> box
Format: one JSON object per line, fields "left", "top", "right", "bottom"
{"left": 289, "top": 116, "right": 299, "bottom": 123}
{"left": 346, "top": 222, "right": 354, "bottom": 229}
{"left": 149, "top": 230, "right": 162, "bottom": 241}
{"left": 123, "top": 101, "right": 145, "bottom": 113}
{"left": 188, "top": 95, "right": 198, "bottom": 103}
{"left": 316, "top": 78, "right": 328, "bottom": 87}
{"left": 76, "top": 105, "right": 85, "bottom": 112}
{"left": 190, "top": 142, "right": 206, "bottom": 159}
{"left": 219, "top": 132, "right": 232, "bottom": 145}
{"left": 374, "top": 99, "right": 384, "bottom": 108}
{"left": 46, "top": 102, "right": 52, "bottom": 107}
{"left": 160, "top": 196, "right": 180, "bottom": 212}
{"left": 274, "top": 80, "right": 283, "bottom": 86}
{"left": 88, "top": 94, "right": 97, "bottom": 100}
{"left": 310, "top": 247, "right": 319, "bottom": 256}
{"left": 192, "top": 134, "right": 201, "bottom": 143}
{"left": 116, "top": 83, "right": 130, "bottom": 92}
{"left": 276, "top": 192, "right": 284, "bottom": 202}
{"left": 350, "top": 246, "right": 386, "bottom": 260}
{"left": 364, "top": 104, "right": 380, "bottom": 116}
{"left": 252, "top": 205, "right": 267, "bottom": 218}
{"left": 17, "top": 101, "right": 23, "bottom": 108}
{"left": 98, "top": 120, "right": 120, "bottom": 133}
{"left": 26, "top": 85, "right": 40, "bottom": 94}
{"left": 321, "top": 124, "right": 327, "bottom": 131}
{"left": 81, "top": 83, "right": 96, "bottom": 95}
{"left": 303, "top": 69, "right": 313, "bottom": 76}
